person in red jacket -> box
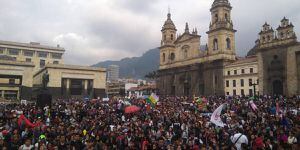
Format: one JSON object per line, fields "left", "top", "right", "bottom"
{"left": 253, "top": 133, "right": 264, "bottom": 150}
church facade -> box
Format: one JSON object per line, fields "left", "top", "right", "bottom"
{"left": 157, "top": 0, "right": 300, "bottom": 97}
{"left": 157, "top": 0, "right": 236, "bottom": 96}
{"left": 249, "top": 18, "right": 300, "bottom": 97}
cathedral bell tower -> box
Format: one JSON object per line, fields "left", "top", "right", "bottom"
{"left": 160, "top": 11, "right": 177, "bottom": 66}
{"left": 207, "top": 0, "right": 236, "bottom": 58}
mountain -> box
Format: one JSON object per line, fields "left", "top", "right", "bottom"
{"left": 92, "top": 48, "right": 160, "bottom": 79}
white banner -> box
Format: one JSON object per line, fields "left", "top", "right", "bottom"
{"left": 210, "top": 103, "right": 226, "bottom": 127}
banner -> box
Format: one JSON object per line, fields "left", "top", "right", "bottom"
{"left": 210, "top": 104, "right": 226, "bottom": 127}
{"left": 18, "top": 114, "right": 42, "bottom": 128}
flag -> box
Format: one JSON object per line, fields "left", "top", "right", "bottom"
{"left": 146, "top": 93, "right": 159, "bottom": 107}
{"left": 196, "top": 97, "right": 207, "bottom": 111}
{"left": 249, "top": 100, "right": 258, "bottom": 111}
{"left": 210, "top": 104, "right": 226, "bottom": 127}
{"left": 276, "top": 102, "right": 280, "bottom": 115}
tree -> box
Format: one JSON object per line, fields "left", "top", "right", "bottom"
{"left": 145, "top": 71, "right": 158, "bottom": 80}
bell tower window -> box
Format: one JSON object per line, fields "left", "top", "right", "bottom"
{"left": 170, "top": 53, "right": 175, "bottom": 61}
{"left": 226, "top": 38, "right": 231, "bottom": 49}
{"left": 225, "top": 13, "right": 228, "bottom": 21}
{"left": 171, "top": 34, "right": 174, "bottom": 40}
{"left": 213, "top": 39, "right": 218, "bottom": 50}
{"left": 215, "top": 14, "right": 218, "bottom": 22}
{"left": 162, "top": 53, "right": 166, "bottom": 62}
{"left": 164, "top": 35, "right": 166, "bottom": 40}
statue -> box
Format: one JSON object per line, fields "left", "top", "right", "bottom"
{"left": 42, "top": 71, "right": 49, "bottom": 89}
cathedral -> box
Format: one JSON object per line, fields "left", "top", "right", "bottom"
{"left": 158, "top": 0, "right": 236, "bottom": 96}
{"left": 157, "top": 0, "right": 300, "bottom": 97}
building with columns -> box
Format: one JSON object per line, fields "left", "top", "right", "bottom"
{"left": 0, "top": 41, "right": 106, "bottom": 100}
{"left": 33, "top": 64, "right": 106, "bottom": 99}
{"left": 158, "top": 0, "right": 236, "bottom": 96}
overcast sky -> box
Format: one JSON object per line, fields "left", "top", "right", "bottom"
{"left": 0, "top": 0, "right": 299, "bottom": 65}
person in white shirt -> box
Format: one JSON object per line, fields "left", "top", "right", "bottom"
{"left": 230, "top": 130, "right": 248, "bottom": 150}
{"left": 19, "top": 139, "right": 34, "bottom": 150}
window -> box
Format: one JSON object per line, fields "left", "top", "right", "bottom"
{"left": 171, "top": 34, "right": 174, "bottom": 40}
{"left": 267, "top": 35, "right": 270, "bottom": 41}
{"left": 227, "top": 71, "right": 230, "bottom": 75}
{"left": 0, "top": 47, "right": 4, "bottom": 54}
{"left": 226, "top": 92, "right": 229, "bottom": 95}
{"left": 11, "top": 57, "right": 17, "bottom": 61}
{"left": 233, "top": 90, "right": 236, "bottom": 96}
{"left": 226, "top": 38, "right": 231, "bottom": 49}
{"left": 25, "top": 58, "right": 31, "bottom": 62}
{"left": 249, "top": 89, "right": 253, "bottom": 96}
{"left": 182, "top": 45, "right": 189, "bottom": 59}
{"left": 241, "top": 79, "right": 244, "bottom": 87}
{"left": 233, "top": 80, "right": 236, "bottom": 87}
{"left": 215, "top": 14, "right": 218, "bottom": 22}
{"left": 162, "top": 53, "right": 166, "bottom": 62}
{"left": 226, "top": 80, "right": 229, "bottom": 87}
{"left": 225, "top": 13, "right": 228, "bottom": 21}
{"left": 53, "top": 61, "right": 59, "bottom": 64}
{"left": 241, "top": 69, "right": 245, "bottom": 74}
{"left": 164, "top": 35, "right": 166, "bottom": 40}
{"left": 213, "top": 39, "right": 218, "bottom": 50}
{"left": 9, "top": 79, "right": 15, "bottom": 85}
{"left": 241, "top": 89, "right": 245, "bottom": 96}
{"left": 40, "top": 60, "right": 46, "bottom": 68}
{"left": 38, "top": 52, "right": 48, "bottom": 58}
{"left": 24, "top": 50, "right": 34, "bottom": 57}
{"left": 8, "top": 49, "right": 19, "bottom": 55}
{"left": 249, "top": 79, "right": 253, "bottom": 86}
{"left": 257, "top": 79, "right": 259, "bottom": 85}
{"left": 250, "top": 68, "right": 253, "bottom": 73}
{"left": 215, "top": 76, "right": 218, "bottom": 85}
{"left": 234, "top": 70, "right": 237, "bottom": 75}
{"left": 184, "top": 50, "right": 188, "bottom": 59}
{"left": 170, "top": 53, "right": 175, "bottom": 61}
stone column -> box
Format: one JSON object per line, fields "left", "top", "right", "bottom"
{"left": 1, "top": 91, "right": 4, "bottom": 98}
{"left": 84, "top": 80, "right": 88, "bottom": 95}
{"left": 66, "top": 79, "right": 70, "bottom": 97}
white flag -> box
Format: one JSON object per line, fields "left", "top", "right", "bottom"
{"left": 210, "top": 103, "right": 226, "bottom": 127}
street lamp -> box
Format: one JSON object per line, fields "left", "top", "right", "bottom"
{"left": 252, "top": 82, "right": 258, "bottom": 100}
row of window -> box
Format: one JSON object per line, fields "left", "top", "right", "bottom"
{"left": 227, "top": 89, "right": 254, "bottom": 96}
{"left": 39, "top": 60, "right": 59, "bottom": 68}
{"left": 226, "top": 79, "right": 258, "bottom": 87}
{"left": 213, "top": 38, "right": 231, "bottom": 50}
{"left": 0, "top": 48, "right": 62, "bottom": 59}
{"left": 162, "top": 53, "right": 175, "bottom": 62}
{"left": 227, "top": 68, "right": 254, "bottom": 75}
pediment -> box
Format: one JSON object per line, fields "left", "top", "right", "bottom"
{"left": 175, "top": 33, "right": 199, "bottom": 44}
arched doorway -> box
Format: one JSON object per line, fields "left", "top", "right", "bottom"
{"left": 273, "top": 80, "right": 283, "bottom": 95}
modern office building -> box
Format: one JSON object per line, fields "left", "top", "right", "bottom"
{"left": 107, "top": 65, "right": 119, "bottom": 81}
{"left": 0, "top": 41, "right": 64, "bottom": 73}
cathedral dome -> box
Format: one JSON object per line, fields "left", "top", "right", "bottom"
{"left": 162, "top": 13, "right": 177, "bottom": 31}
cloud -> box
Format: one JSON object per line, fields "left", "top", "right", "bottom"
{"left": 0, "top": 0, "right": 299, "bottom": 65}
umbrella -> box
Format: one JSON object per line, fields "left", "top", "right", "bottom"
{"left": 125, "top": 105, "right": 141, "bottom": 114}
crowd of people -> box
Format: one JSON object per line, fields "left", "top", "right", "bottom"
{"left": 0, "top": 95, "right": 299, "bottom": 150}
